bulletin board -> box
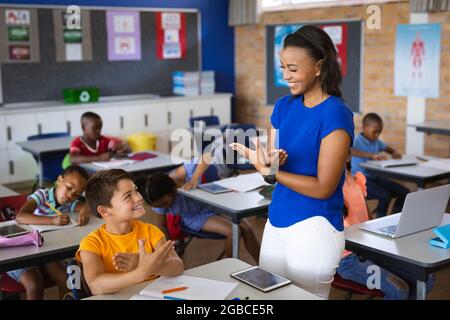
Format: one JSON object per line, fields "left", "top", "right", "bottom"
{"left": 266, "top": 20, "right": 363, "bottom": 113}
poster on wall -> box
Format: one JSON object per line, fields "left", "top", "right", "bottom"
{"left": 106, "top": 10, "right": 141, "bottom": 61}
{"left": 394, "top": 23, "right": 441, "bottom": 98}
{"left": 155, "top": 12, "right": 186, "bottom": 59}
{"left": 273, "top": 24, "right": 347, "bottom": 87}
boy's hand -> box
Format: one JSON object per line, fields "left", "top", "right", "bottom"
{"left": 136, "top": 239, "right": 174, "bottom": 280}
{"left": 98, "top": 152, "right": 112, "bottom": 162}
{"left": 112, "top": 252, "right": 139, "bottom": 272}
{"left": 52, "top": 214, "right": 70, "bottom": 226}
{"left": 112, "top": 143, "right": 129, "bottom": 156}
{"left": 392, "top": 151, "right": 402, "bottom": 159}
{"left": 370, "top": 153, "right": 388, "bottom": 161}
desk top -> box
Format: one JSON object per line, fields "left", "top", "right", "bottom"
{"left": 80, "top": 151, "right": 183, "bottom": 174}
{"left": 345, "top": 214, "right": 450, "bottom": 268}
{"left": 0, "top": 216, "right": 103, "bottom": 272}
{"left": 0, "top": 185, "right": 19, "bottom": 197}
{"left": 85, "top": 258, "right": 322, "bottom": 300}
{"left": 178, "top": 188, "right": 270, "bottom": 214}
{"left": 16, "top": 136, "right": 73, "bottom": 155}
{"left": 409, "top": 121, "right": 450, "bottom": 135}
{"left": 360, "top": 162, "right": 449, "bottom": 178}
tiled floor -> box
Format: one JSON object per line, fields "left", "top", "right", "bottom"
{"left": 6, "top": 181, "right": 450, "bottom": 300}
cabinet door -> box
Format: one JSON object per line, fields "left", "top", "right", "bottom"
{"left": 0, "top": 149, "right": 9, "bottom": 183}
{"left": 210, "top": 97, "right": 231, "bottom": 124}
{"left": 37, "top": 111, "right": 68, "bottom": 134}
{"left": 167, "top": 101, "right": 193, "bottom": 131}
{"left": 7, "top": 147, "right": 38, "bottom": 183}
{"left": 0, "top": 115, "right": 6, "bottom": 149}
{"left": 119, "top": 101, "right": 167, "bottom": 137}
{"left": 5, "top": 113, "right": 38, "bottom": 148}
{"left": 190, "top": 99, "right": 213, "bottom": 118}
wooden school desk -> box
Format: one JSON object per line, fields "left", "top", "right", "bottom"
{"left": 85, "top": 258, "right": 322, "bottom": 300}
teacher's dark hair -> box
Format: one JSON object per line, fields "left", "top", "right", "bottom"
{"left": 283, "top": 25, "right": 342, "bottom": 98}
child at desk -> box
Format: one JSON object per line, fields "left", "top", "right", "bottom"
{"left": 10, "top": 165, "right": 90, "bottom": 300}
{"left": 70, "top": 111, "right": 129, "bottom": 164}
{"left": 337, "top": 160, "right": 435, "bottom": 299}
{"left": 351, "top": 113, "right": 410, "bottom": 218}
{"left": 76, "top": 169, "right": 183, "bottom": 295}
{"left": 143, "top": 167, "right": 260, "bottom": 263}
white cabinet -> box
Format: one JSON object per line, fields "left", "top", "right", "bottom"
{"left": 0, "top": 115, "right": 6, "bottom": 149}
{"left": 5, "top": 113, "right": 38, "bottom": 149}
{"left": 167, "top": 101, "right": 194, "bottom": 131}
{"left": 119, "top": 101, "right": 167, "bottom": 137}
{"left": 7, "top": 147, "right": 38, "bottom": 183}
{"left": 37, "top": 111, "right": 68, "bottom": 134}
{"left": 0, "top": 150, "right": 9, "bottom": 184}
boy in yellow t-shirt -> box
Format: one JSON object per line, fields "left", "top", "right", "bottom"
{"left": 76, "top": 169, "right": 184, "bottom": 296}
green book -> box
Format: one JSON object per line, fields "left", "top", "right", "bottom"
{"left": 63, "top": 29, "right": 82, "bottom": 43}
{"left": 8, "top": 26, "right": 29, "bottom": 42}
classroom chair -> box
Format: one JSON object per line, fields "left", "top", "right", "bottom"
{"left": 332, "top": 273, "right": 385, "bottom": 300}
{"left": 27, "top": 132, "right": 70, "bottom": 191}
{"left": 0, "top": 194, "right": 54, "bottom": 300}
{"left": 167, "top": 166, "right": 226, "bottom": 260}
{"left": 189, "top": 115, "right": 220, "bottom": 128}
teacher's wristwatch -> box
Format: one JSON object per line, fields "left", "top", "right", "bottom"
{"left": 263, "top": 173, "right": 277, "bottom": 185}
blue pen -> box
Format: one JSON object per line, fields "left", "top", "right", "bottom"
{"left": 164, "top": 295, "right": 187, "bottom": 300}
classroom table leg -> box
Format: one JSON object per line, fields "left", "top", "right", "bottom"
{"left": 38, "top": 156, "right": 44, "bottom": 188}
{"left": 416, "top": 280, "right": 427, "bottom": 300}
{"left": 232, "top": 223, "right": 240, "bottom": 258}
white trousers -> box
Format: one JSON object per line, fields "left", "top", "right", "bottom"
{"left": 259, "top": 216, "right": 345, "bottom": 299}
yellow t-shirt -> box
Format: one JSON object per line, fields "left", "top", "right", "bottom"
{"left": 76, "top": 220, "right": 165, "bottom": 280}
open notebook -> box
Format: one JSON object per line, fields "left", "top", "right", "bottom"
{"left": 213, "top": 172, "right": 269, "bottom": 193}
{"left": 130, "top": 275, "right": 238, "bottom": 300}
{"left": 27, "top": 212, "right": 79, "bottom": 233}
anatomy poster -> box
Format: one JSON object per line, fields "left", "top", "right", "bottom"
{"left": 394, "top": 24, "right": 441, "bottom": 98}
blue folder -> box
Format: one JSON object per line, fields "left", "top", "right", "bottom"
{"left": 429, "top": 223, "right": 450, "bottom": 249}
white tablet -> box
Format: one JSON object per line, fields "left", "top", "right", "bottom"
{"left": 198, "top": 182, "right": 232, "bottom": 194}
{"left": 230, "top": 266, "right": 292, "bottom": 292}
{"left": 0, "top": 224, "right": 30, "bottom": 238}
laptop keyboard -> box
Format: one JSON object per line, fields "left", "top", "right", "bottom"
{"left": 378, "top": 225, "right": 397, "bottom": 235}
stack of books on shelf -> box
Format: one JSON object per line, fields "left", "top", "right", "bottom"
{"left": 172, "top": 70, "right": 215, "bottom": 96}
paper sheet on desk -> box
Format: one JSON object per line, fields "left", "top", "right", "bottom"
{"left": 214, "top": 172, "right": 269, "bottom": 192}
{"left": 130, "top": 275, "right": 238, "bottom": 300}
{"left": 91, "top": 159, "right": 135, "bottom": 169}
{"left": 28, "top": 212, "right": 79, "bottom": 232}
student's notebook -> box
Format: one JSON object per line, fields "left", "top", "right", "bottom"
{"left": 214, "top": 173, "right": 269, "bottom": 192}
{"left": 130, "top": 275, "right": 238, "bottom": 300}
{"left": 366, "top": 156, "right": 418, "bottom": 168}
{"left": 28, "top": 212, "right": 79, "bottom": 233}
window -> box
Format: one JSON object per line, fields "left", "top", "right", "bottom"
{"left": 260, "top": 0, "right": 402, "bottom": 12}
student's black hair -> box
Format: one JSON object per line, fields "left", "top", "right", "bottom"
{"left": 144, "top": 171, "right": 176, "bottom": 203}
{"left": 61, "top": 165, "right": 89, "bottom": 181}
{"left": 81, "top": 111, "right": 101, "bottom": 129}
{"left": 283, "top": 25, "right": 342, "bottom": 98}
{"left": 362, "top": 112, "right": 383, "bottom": 127}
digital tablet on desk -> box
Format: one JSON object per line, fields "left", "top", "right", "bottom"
{"left": 198, "top": 182, "right": 232, "bottom": 194}
{"left": 230, "top": 266, "right": 292, "bottom": 292}
{"left": 0, "top": 224, "right": 30, "bottom": 238}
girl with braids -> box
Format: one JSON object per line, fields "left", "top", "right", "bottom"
{"left": 231, "top": 25, "right": 354, "bottom": 298}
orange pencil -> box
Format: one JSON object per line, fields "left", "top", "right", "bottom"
{"left": 45, "top": 201, "right": 63, "bottom": 216}
{"left": 161, "top": 286, "right": 188, "bottom": 294}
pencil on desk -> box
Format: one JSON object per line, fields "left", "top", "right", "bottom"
{"left": 45, "top": 201, "right": 63, "bottom": 216}
{"left": 162, "top": 286, "right": 188, "bottom": 294}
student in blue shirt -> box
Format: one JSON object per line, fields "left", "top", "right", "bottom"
{"left": 351, "top": 113, "right": 410, "bottom": 218}
{"left": 231, "top": 25, "right": 354, "bottom": 299}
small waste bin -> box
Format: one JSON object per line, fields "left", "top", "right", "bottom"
{"left": 127, "top": 133, "right": 157, "bottom": 152}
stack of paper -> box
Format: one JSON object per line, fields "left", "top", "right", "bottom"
{"left": 130, "top": 275, "right": 238, "bottom": 300}
{"left": 172, "top": 71, "right": 215, "bottom": 96}
{"left": 421, "top": 158, "right": 450, "bottom": 172}
{"left": 214, "top": 172, "right": 269, "bottom": 192}
{"left": 91, "top": 159, "right": 135, "bottom": 169}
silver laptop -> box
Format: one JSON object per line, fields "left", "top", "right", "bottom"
{"left": 359, "top": 184, "right": 450, "bottom": 239}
